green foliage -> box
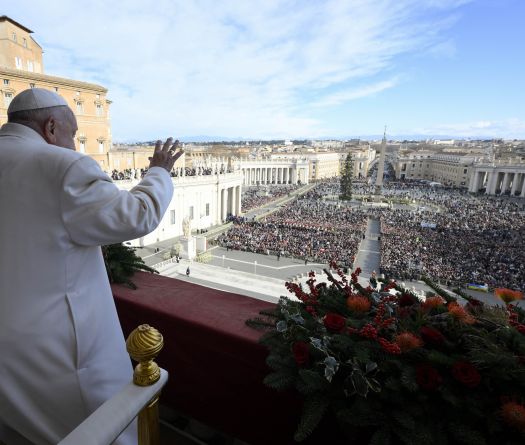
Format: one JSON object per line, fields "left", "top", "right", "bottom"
{"left": 294, "top": 396, "right": 330, "bottom": 442}
{"left": 421, "top": 275, "right": 456, "bottom": 303}
{"left": 340, "top": 152, "right": 353, "bottom": 201}
{"left": 248, "top": 267, "right": 525, "bottom": 443}
{"left": 263, "top": 371, "right": 295, "bottom": 390}
{"left": 102, "top": 243, "right": 157, "bottom": 289}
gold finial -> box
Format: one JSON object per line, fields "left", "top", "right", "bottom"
{"left": 126, "top": 324, "right": 164, "bottom": 386}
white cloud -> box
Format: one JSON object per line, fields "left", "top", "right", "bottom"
{"left": 5, "top": 0, "right": 473, "bottom": 139}
{"left": 312, "top": 78, "right": 399, "bottom": 107}
{"left": 415, "top": 119, "right": 525, "bottom": 138}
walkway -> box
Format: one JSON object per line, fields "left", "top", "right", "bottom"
{"left": 353, "top": 217, "right": 381, "bottom": 277}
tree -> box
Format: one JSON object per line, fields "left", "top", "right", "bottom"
{"left": 102, "top": 243, "right": 157, "bottom": 289}
{"left": 340, "top": 152, "right": 353, "bottom": 201}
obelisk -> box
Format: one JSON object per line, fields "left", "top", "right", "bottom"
{"left": 374, "top": 126, "right": 387, "bottom": 196}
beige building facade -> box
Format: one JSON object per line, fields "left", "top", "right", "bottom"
{"left": 468, "top": 162, "right": 525, "bottom": 197}
{"left": 0, "top": 16, "right": 154, "bottom": 173}
{"left": 394, "top": 153, "right": 477, "bottom": 187}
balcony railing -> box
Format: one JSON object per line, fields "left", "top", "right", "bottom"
{"left": 58, "top": 324, "right": 168, "bottom": 445}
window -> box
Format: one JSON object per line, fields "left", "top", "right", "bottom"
{"left": 79, "top": 140, "right": 86, "bottom": 153}
{"left": 4, "top": 93, "right": 13, "bottom": 107}
{"left": 54, "top": 87, "right": 59, "bottom": 92}
{"left": 170, "top": 210, "right": 176, "bottom": 225}
{"left": 189, "top": 206, "right": 194, "bottom": 220}
{"left": 463, "top": 169, "right": 468, "bottom": 174}
{"left": 27, "top": 61, "right": 34, "bottom": 72}
{"left": 15, "top": 57, "right": 22, "bottom": 69}
{"left": 3, "top": 79, "right": 9, "bottom": 85}
{"left": 96, "top": 104, "right": 103, "bottom": 116}
{"left": 22, "top": 38, "right": 27, "bottom": 48}
{"left": 99, "top": 141, "right": 104, "bottom": 154}
{"left": 12, "top": 32, "right": 16, "bottom": 42}
{"left": 29, "top": 83, "right": 35, "bottom": 88}
{"left": 206, "top": 203, "right": 210, "bottom": 216}
{"left": 76, "top": 91, "right": 80, "bottom": 95}
{"left": 76, "top": 101, "right": 84, "bottom": 113}
{"left": 96, "top": 94, "right": 100, "bottom": 99}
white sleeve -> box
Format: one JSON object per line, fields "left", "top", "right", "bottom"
{"left": 60, "top": 156, "right": 174, "bottom": 246}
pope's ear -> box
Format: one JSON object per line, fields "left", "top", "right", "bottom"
{"left": 43, "top": 116, "right": 57, "bottom": 144}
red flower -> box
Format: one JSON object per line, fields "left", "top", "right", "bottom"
{"left": 323, "top": 313, "right": 346, "bottom": 332}
{"left": 347, "top": 295, "right": 371, "bottom": 313}
{"left": 422, "top": 296, "right": 445, "bottom": 311}
{"left": 515, "top": 324, "right": 525, "bottom": 335}
{"left": 451, "top": 361, "right": 481, "bottom": 388}
{"left": 416, "top": 364, "right": 443, "bottom": 391}
{"left": 420, "top": 326, "right": 446, "bottom": 347}
{"left": 395, "top": 332, "right": 423, "bottom": 353}
{"left": 292, "top": 341, "right": 310, "bottom": 365}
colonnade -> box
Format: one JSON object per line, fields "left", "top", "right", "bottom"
{"left": 241, "top": 166, "right": 308, "bottom": 186}
{"left": 218, "top": 185, "right": 241, "bottom": 222}
{"left": 469, "top": 167, "right": 525, "bottom": 197}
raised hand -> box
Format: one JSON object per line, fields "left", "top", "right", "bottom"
{"left": 148, "top": 138, "right": 184, "bottom": 172}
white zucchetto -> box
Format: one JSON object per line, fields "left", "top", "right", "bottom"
{"left": 8, "top": 88, "right": 69, "bottom": 114}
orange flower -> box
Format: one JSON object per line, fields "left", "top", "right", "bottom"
{"left": 447, "top": 302, "right": 476, "bottom": 325}
{"left": 500, "top": 402, "right": 525, "bottom": 432}
{"left": 422, "top": 296, "right": 445, "bottom": 310}
{"left": 346, "top": 295, "right": 371, "bottom": 313}
{"left": 394, "top": 332, "right": 423, "bottom": 353}
{"left": 495, "top": 288, "right": 524, "bottom": 305}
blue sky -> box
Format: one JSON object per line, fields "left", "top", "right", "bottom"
{"left": 5, "top": 0, "right": 525, "bottom": 140}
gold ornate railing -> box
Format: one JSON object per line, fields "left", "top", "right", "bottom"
{"left": 57, "top": 324, "right": 168, "bottom": 445}
{"left": 126, "top": 324, "right": 164, "bottom": 445}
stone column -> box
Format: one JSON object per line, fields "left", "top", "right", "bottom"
{"left": 291, "top": 167, "right": 298, "bottom": 185}
{"left": 468, "top": 170, "right": 480, "bottom": 193}
{"left": 486, "top": 172, "right": 496, "bottom": 195}
{"left": 510, "top": 173, "right": 518, "bottom": 196}
{"left": 236, "top": 185, "right": 242, "bottom": 214}
{"left": 221, "top": 188, "right": 227, "bottom": 221}
{"left": 521, "top": 176, "right": 525, "bottom": 198}
{"left": 216, "top": 183, "right": 222, "bottom": 224}
{"left": 501, "top": 173, "right": 511, "bottom": 195}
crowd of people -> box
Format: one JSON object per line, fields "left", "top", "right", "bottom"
{"left": 109, "top": 165, "right": 234, "bottom": 181}
{"left": 219, "top": 178, "right": 525, "bottom": 291}
{"left": 241, "top": 185, "right": 301, "bottom": 212}
{"left": 378, "top": 188, "right": 525, "bottom": 291}
{"left": 219, "top": 194, "right": 367, "bottom": 265}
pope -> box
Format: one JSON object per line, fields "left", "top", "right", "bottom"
{"left": 0, "top": 88, "right": 182, "bottom": 445}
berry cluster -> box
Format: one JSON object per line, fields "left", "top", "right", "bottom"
{"left": 378, "top": 337, "right": 401, "bottom": 355}
{"left": 508, "top": 307, "right": 525, "bottom": 335}
{"left": 359, "top": 323, "right": 378, "bottom": 339}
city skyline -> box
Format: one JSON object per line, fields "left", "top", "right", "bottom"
{"left": 4, "top": 0, "right": 525, "bottom": 140}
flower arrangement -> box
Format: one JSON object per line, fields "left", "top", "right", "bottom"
{"left": 248, "top": 265, "right": 525, "bottom": 444}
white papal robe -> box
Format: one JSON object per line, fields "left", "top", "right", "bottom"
{"left": 0, "top": 123, "right": 174, "bottom": 444}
